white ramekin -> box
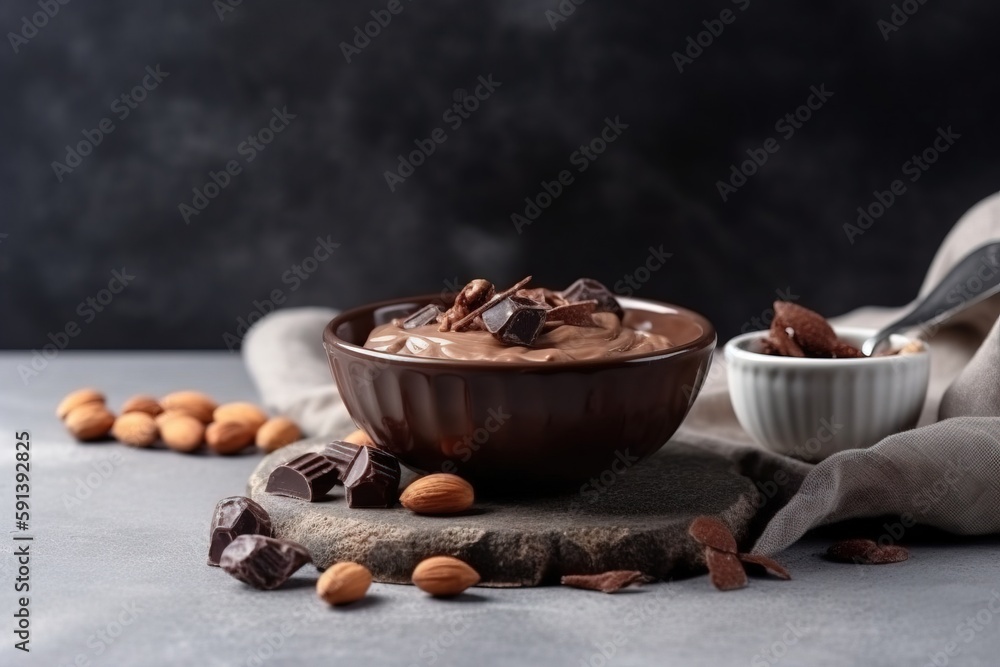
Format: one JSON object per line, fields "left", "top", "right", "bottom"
{"left": 724, "top": 326, "right": 931, "bottom": 462}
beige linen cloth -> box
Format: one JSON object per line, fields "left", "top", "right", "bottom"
{"left": 244, "top": 192, "right": 1000, "bottom": 555}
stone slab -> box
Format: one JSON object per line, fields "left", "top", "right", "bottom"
{"left": 248, "top": 438, "right": 759, "bottom": 586}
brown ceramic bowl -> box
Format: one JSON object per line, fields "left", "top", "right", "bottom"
{"left": 322, "top": 295, "right": 716, "bottom": 488}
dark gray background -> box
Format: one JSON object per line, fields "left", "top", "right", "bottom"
{"left": 2, "top": 0, "right": 998, "bottom": 349}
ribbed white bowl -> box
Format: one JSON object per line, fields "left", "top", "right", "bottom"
{"left": 724, "top": 326, "right": 930, "bottom": 462}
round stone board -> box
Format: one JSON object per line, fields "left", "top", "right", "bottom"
{"left": 248, "top": 438, "right": 758, "bottom": 587}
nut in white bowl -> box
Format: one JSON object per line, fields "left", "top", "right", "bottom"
{"left": 724, "top": 326, "right": 930, "bottom": 462}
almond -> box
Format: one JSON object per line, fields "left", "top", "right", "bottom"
{"left": 411, "top": 556, "right": 480, "bottom": 596}
{"left": 206, "top": 421, "right": 255, "bottom": 455}
{"left": 161, "top": 391, "right": 217, "bottom": 423}
{"left": 213, "top": 402, "right": 268, "bottom": 431}
{"left": 400, "top": 474, "right": 474, "bottom": 515}
{"left": 343, "top": 429, "right": 375, "bottom": 446}
{"left": 121, "top": 394, "right": 163, "bottom": 417}
{"left": 316, "top": 562, "right": 372, "bottom": 605}
{"left": 111, "top": 412, "right": 158, "bottom": 448}
{"left": 160, "top": 415, "right": 205, "bottom": 453}
{"left": 155, "top": 410, "right": 190, "bottom": 427}
{"left": 772, "top": 301, "right": 837, "bottom": 356}
{"left": 57, "top": 388, "right": 105, "bottom": 420}
{"left": 256, "top": 417, "right": 302, "bottom": 453}
{"left": 65, "top": 403, "right": 115, "bottom": 441}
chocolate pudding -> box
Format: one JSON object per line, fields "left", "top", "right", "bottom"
{"left": 362, "top": 277, "right": 674, "bottom": 362}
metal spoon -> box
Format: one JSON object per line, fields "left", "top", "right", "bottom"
{"left": 862, "top": 241, "right": 1000, "bottom": 356}
{"left": 861, "top": 241, "right": 1000, "bottom": 357}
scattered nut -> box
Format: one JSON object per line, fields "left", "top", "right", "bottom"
{"left": 57, "top": 388, "right": 105, "bottom": 420}
{"left": 343, "top": 429, "right": 375, "bottom": 447}
{"left": 411, "top": 556, "right": 480, "bottom": 597}
{"left": 206, "top": 421, "right": 255, "bottom": 455}
{"left": 256, "top": 417, "right": 302, "bottom": 453}
{"left": 899, "top": 340, "right": 925, "bottom": 355}
{"left": 155, "top": 410, "right": 190, "bottom": 427}
{"left": 161, "top": 391, "right": 217, "bottom": 423}
{"left": 65, "top": 403, "right": 116, "bottom": 441}
{"left": 316, "top": 562, "right": 373, "bottom": 605}
{"left": 111, "top": 412, "right": 159, "bottom": 447}
{"left": 400, "top": 474, "right": 474, "bottom": 515}
{"left": 213, "top": 402, "right": 268, "bottom": 431}
{"left": 120, "top": 394, "right": 163, "bottom": 417}
{"left": 160, "top": 415, "right": 205, "bottom": 453}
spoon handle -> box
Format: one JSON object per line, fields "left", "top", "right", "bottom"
{"left": 862, "top": 241, "right": 1000, "bottom": 356}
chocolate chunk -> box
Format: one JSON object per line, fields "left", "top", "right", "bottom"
{"left": 546, "top": 300, "right": 598, "bottom": 327}
{"left": 561, "top": 570, "right": 651, "bottom": 593}
{"left": 688, "top": 516, "right": 738, "bottom": 553}
{"left": 208, "top": 496, "right": 272, "bottom": 567}
{"left": 559, "top": 278, "right": 624, "bottom": 320}
{"left": 320, "top": 440, "right": 361, "bottom": 479}
{"left": 220, "top": 534, "right": 312, "bottom": 590}
{"left": 343, "top": 445, "right": 401, "bottom": 508}
{"left": 481, "top": 296, "right": 548, "bottom": 346}
{"left": 400, "top": 304, "right": 444, "bottom": 329}
{"left": 265, "top": 452, "right": 340, "bottom": 501}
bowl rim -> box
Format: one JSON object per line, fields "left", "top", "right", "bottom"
{"left": 724, "top": 325, "right": 930, "bottom": 367}
{"left": 323, "top": 293, "right": 717, "bottom": 370}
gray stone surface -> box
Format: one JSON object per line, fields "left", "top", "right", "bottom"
{"left": 3, "top": 352, "right": 1000, "bottom": 667}
{"left": 249, "top": 440, "right": 758, "bottom": 585}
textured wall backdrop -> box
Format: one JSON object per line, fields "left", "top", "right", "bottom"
{"left": 2, "top": 0, "right": 998, "bottom": 349}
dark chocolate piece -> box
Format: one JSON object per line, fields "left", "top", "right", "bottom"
{"left": 219, "top": 534, "right": 312, "bottom": 590}
{"left": 320, "top": 440, "right": 361, "bottom": 479}
{"left": 546, "top": 300, "right": 598, "bottom": 327}
{"left": 559, "top": 278, "right": 624, "bottom": 320}
{"left": 208, "top": 496, "right": 272, "bottom": 567}
{"left": 481, "top": 296, "right": 548, "bottom": 346}
{"left": 451, "top": 276, "right": 533, "bottom": 331}
{"left": 400, "top": 304, "right": 444, "bottom": 329}
{"left": 343, "top": 445, "right": 401, "bottom": 508}
{"left": 265, "top": 452, "right": 340, "bottom": 501}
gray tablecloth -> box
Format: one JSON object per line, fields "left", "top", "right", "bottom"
{"left": 4, "top": 352, "right": 1000, "bottom": 667}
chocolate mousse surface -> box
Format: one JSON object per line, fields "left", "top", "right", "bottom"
{"left": 362, "top": 277, "right": 673, "bottom": 362}
{"left": 366, "top": 312, "right": 672, "bottom": 362}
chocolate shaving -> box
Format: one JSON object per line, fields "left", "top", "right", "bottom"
{"left": 738, "top": 553, "right": 791, "bottom": 580}
{"left": 705, "top": 548, "right": 748, "bottom": 591}
{"left": 561, "top": 570, "right": 651, "bottom": 593}
{"left": 516, "top": 287, "right": 556, "bottom": 308}
{"left": 864, "top": 544, "right": 909, "bottom": 564}
{"left": 827, "top": 539, "right": 908, "bottom": 564}
{"left": 546, "top": 300, "right": 599, "bottom": 327}
{"left": 452, "top": 276, "right": 533, "bottom": 332}
{"left": 688, "top": 516, "right": 738, "bottom": 553}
